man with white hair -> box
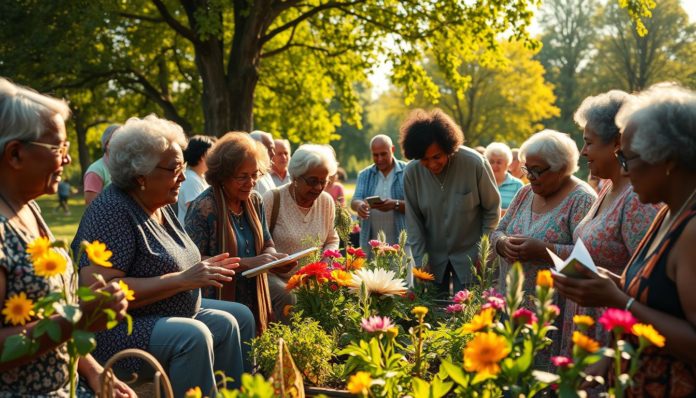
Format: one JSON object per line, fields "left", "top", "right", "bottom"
{"left": 249, "top": 130, "right": 276, "bottom": 195}
{"left": 270, "top": 139, "right": 291, "bottom": 187}
{"left": 351, "top": 134, "right": 408, "bottom": 254}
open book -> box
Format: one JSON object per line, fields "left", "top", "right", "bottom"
{"left": 241, "top": 247, "right": 319, "bottom": 278}
{"left": 545, "top": 238, "right": 598, "bottom": 278}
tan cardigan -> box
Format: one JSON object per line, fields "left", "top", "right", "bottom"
{"left": 263, "top": 184, "right": 340, "bottom": 279}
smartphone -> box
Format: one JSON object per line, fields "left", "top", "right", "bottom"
{"left": 365, "top": 196, "right": 385, "bottom": 206}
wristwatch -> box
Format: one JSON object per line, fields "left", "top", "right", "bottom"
{"left": 395, "top": 200, "right": 400, "bottom": 211}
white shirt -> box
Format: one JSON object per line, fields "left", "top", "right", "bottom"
{"left": 254, "top": 173, "right": 276, "bottom": 196}
{"left": 177, "top": 169, "right": 209, "bottom": 223}
{"left": 370, "top": 168, "right": 397, "bottom": 242}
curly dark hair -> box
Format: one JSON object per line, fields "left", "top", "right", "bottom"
{"left": 399, "top": 108, "right": 464, "bottom": 159}
{"left": 184, "top": 135, "right": 216, "bottom": 167}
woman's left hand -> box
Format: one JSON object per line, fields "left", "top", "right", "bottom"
{"left": 552, "top": 264, "right": 628, "bottom": 308}
{"left": 506, "top": 236, "right": 549, "bottom": 262}
{"left": 268, "top": 253, "right": 297, "bottom": 274}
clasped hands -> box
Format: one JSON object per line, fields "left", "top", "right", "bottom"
{"left": 496, "top": 235, "right": 549, "bottom": 263}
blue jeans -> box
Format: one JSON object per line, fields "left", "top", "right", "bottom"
{"left": 147, "top": 299, "right": 255, "bottom": 397}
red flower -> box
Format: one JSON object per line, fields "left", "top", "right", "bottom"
{"left": 347, "top": 246, "right": 367, "bottom": 258}
{"left": 323, "top": 249, "right": 342, "bottom": 259}
{"left": 551, "top": 356, "right": 573, "bottom": 368}
{"left": 512, "top": 308, "right": 538, "bottom": 325}
{"left": 599, "top": 308, "right": 637, "bottom": 335}
{"left": 297, "top": 262, "right": 331, "bottom": 282}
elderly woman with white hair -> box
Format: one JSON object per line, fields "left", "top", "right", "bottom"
{"left": 0, "top": 79, "right": 133, "bottom": 396}
{"left": 485, "top": 142, "right": 524, "bottom": 212}
{"left": 555, "top": 83, "right": 696, "bottom": 397}
{"left": 491, "top": 129, "right": 596, "bottom": 368}
{"left": 72, "top": 115, "right": 255, "bottom": 396}
{"left": 263, "top": 144, "right": 340, "bottom": 320}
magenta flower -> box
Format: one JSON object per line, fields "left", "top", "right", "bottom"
{"left": 482, "top": 288, "right": 504, "bottom": 300}
{"left": 351, "top": 224, "right": 361, "bottom": 234}
{"left": 599, "top": 308, "right": 637, "bottom": 335}
{"left": 392, "top": 244, "right": 400, "bottom": 250}
{"left": 323, "top": 249, "right": 342, "bottom": 259}
{"left": 347, "top": 246, "right": 367, "bottom": 258}
{"left": 551, "top": 356, "right": 573, "bottom": 368}
{"left": 548, "top": 304, "right": 561, "bottom": 317}
{"left": 445, "top": 304, "right": 464, "bottom": 313}
{"left": 453, "top": 289, "right": 471, "bottom": 304}
{"left": 485, "top": 296, "right": 505, "bottom": 310}
{"left": 513, "top": 308, "right": 538, "bottom": 325}
{"left": 361, "top": 316, "right": 394, "bottom": 333}
{"left": 368, "top": 240, "right": 382, "bottom": 248}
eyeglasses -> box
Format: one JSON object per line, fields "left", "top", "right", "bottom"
{"left": 156, "top": 162, "right": 187, "bottom": 177}
{"left": 230, "top": 172, "right": 262, "bottom": 184}
{"left": 298, "top": 175, "right": 329, "bottom": 188}
{"left": 25, "top": 141, "right": 70, "bottom": 158}
{"left": 521, "top": 165, "right": 551, "bottom": 180}
{"left": 615, "top": 150, "right": 640, "bottom": 172}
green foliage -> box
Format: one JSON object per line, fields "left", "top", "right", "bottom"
{"left": 251, "top": 314, "right": 335, "bottom": 386}
{"left": 217, "top": 374, "right": 277, "bottom": 398}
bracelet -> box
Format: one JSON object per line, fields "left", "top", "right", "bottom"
{"left": 395, "top": 200, "right": 400, "bottom": 210}
{"left": 624, "top": 297, "right": 636, "bottom": 312}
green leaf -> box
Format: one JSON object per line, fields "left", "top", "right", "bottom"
{"left": 411, "top": 377, "right": 430, "bottom": 398}
{"left": 33, "top": 320, "right": 62, "bottom": 342}
{"left": 53, "top": 303, "right": 82, "bottom": 324}
{"left": 516, "top": 338, "right": 533, "bottom": 372}
{"left": 125, "top": 313, "right": 133, "bottom": 335}
{"left": 431, "top": 376, "right": 454, "bottom": 398}
{"left": 71, "top": 330, "right": 96, "bottom": 355}
{"left": 76, "top": 286, "right": 98, "bottom": 302}
{"left": 440, "top": 359, "right": 468, "bottom": 387}
{"left": 1, "top": 334, "right": 33, "bottom": 362}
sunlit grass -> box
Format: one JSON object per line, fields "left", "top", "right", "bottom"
{"left": 35, "top": 195, "right": 85, "bottom": 243}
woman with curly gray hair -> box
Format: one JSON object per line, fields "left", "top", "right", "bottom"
{"left": 71, "top": 115, "right": 254, "bottom": 396}
{"left": 555, "top": 83, "right": 696, "bottom": 397}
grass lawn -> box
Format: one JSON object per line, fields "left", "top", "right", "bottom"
{"left": 35, "top": 195, "right": 85, "bottom": 243}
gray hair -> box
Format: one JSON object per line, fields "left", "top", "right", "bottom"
{"left": 484, "top": 142, "right": 513, "bottom": 165}
{"left": 0, "top": 78, "right": 70, "bottom": 156}
{"left": 370, "top": 134, "right": 393, "bottom": 147}
{"left": 574, "top": 90, "right": 631, "bottom": 143}
{"left": 288, "top": 144, "right": 338, "bottom": 180}
{"left": 108, "top": 115, "right": 187, "bottom": 191}
{"left": 616, "top": 83, "right": 696, "bottom": 171}
{"left": 519, "top": 129, "right": 579, "bottom": 176}
{"left": 274, "top": 138, "right": 291, "bottom": 154}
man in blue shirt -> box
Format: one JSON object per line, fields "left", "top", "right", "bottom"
{"left": 351, "top": 135, "right": 408, "bottom": 254}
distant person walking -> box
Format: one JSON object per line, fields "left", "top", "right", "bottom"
{"left": 56, "top": 180, "right": 71, "bottom": 214}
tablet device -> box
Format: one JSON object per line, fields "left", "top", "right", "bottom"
{"left": 241, "top": 247, "right": 319, "bottom": 278}
{"left": 365, "top": 196, "right": 385, "bottom": 206}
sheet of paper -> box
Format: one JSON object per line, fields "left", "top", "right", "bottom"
{"left": 545, "top": 238, "right": 597, "bottom": 279}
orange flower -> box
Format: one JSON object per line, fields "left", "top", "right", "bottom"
{"left": 536, "top": 270, "right": 553, "bottom": 288}
{"left": 463, "top": 331, "right": 511, "bottom": 377}
{"left": 330, "top": 270, "right": 353, "bottom": 287}
{"left": 412, "top": 268, "right": 435, "bottom": 281}
{"left": 346, "top": 257, "right": 365, "bottom": 271}
{"left": 632, "top": 323, "right": 665, "bottom": 348}
{"left": 461, "top": 308, "right": 495, "bottom": 334}
{"left": 285, "top": 274, "right": 307, "bottom": 291}
{"left": 573, "top": 331, "right": 600, "bottom": 354}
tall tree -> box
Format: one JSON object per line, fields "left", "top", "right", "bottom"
{"left": 536, "top": 0, "right": 596, "bottom": 132}
{"left": 589, "top": 0, "right": 696, "bottom": 92}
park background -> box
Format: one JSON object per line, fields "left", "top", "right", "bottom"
{"left": 2, "top": 0, "right": 695, "bottom": 241}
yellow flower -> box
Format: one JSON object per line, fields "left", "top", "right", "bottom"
{"left": 573, "top": 331, "right": 600, "bottom": 353}
{"left": 632, "top": 323, "right": 665, "bottom": 348}
{"left": 285, "top": 273, "right": 306, "bottom": 291}
{"left": 463, "top": 331, "right": 511, "bottom": 377}
{"left": 412, "top": 268, "right": 435, "bottom": 282}
{"left": 346, "top": 257, "right": 365, "bottom": 271}
{"left": 33, "top": 250, "right": 67, "bottom": 278}
{"left": 118, "top": 280, "right": 135, "bottom": 301}
{"left": 573, "top": 315, "right": 595, "bottom": 327}
{"left": 330, "top": 270, "right": 354, "bottom": 287}
{"left": 347, "top": 371, "right": 372, "bottom": 395}
{"left": 536, "top": 270, "right": 553, "bottom": 288}
{"left": 184, "top": 386, "right": 202, "bottom": 398}
{"left": 412, "top": 306, "right": 429, "bottom": 318}
{"left": 26, "top": 236, "right": 51, "bottom": 260}
{"left": 386, "top": 327, "right": 399, "bottom": 339}
{"left": 2, "top": 292, "right": 35, "bottom": 326}
{"left": 461, "top": 308, "right": 495, "bottom": 334}
{"left": 84, "top": 241, "right": 113, "bottom": 268}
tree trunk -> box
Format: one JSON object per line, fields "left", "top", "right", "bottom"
{"left": 194, "top": 42, "right": 236, "bottom": 135}
{"left": 71, "top": 108, "right": 92, "bottom": 185}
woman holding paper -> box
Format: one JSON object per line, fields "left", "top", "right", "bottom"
{"left": 491, "top": 129, "right": 596, "bottom": 368}
{"left": 185, "top": 132, "right": 293, "bottom": 331}
{"left": 568, "top": 91, "right": 660, "bottom": 349}
{"left": 73, "top": 116, "right": 254, "bottom": 396}
{"left": 554, "top": 84, "right": 696, "bottom": 397}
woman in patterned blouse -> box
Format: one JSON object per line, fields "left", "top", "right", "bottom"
{"left": 72, "top": 116, "right": 255, "bottom": 397}
{"left": 0, "top": 78, "right": 133, "bottom": 396}
{"left": 555, "top": 83, "right": 696, "bottom": 397}
{"left": 491, "top": 129, "right": 597, "bottom": 369}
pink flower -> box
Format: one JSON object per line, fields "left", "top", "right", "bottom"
{"left": 485, "top": 296, "right": 505, "bottom": 310}
{"left": 482, "top": 288, "right": 504, "bottom": 300}
{"left": 551, "top": 356, "right": 573, "bottom": 368}
{"left": 599, "top": 308, "right": 637, "bottom": 335}
{"left": 392, "top": 244, "right": 400, "bottom": 250}
{"left": 368, "top": 240, "right": 382, "bottom": 248}
{"left": 323, "top": 249, "right": 342, "bottom": 259}
{"left": 361, "top": 316, "right": 394, "bottom": 333}
{"left": 347, "top": 247, "right": 367, "bottom": 258}
{"left": 453, "top": 289, "right": 471, "bottom": 304}
{"left": 513, "top": 308, "right": 538, "bottom": 325}
{"left": 548, "top": 304, "right": 561, "bottom": 317}
{"left": 446, "top": 304, "right": 464, "bottom": 313}
{"left": 331, "top": 262, "right": 345, "bottom": 271}
{"left": 351, "top": 224, "right": 361, "bottom": 234}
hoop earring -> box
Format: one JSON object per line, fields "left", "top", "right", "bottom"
{"left": 140, "top": 184, "right": 146, "bottom": 191}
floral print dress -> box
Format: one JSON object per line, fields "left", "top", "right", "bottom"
{"left": 0, "top": 202, "right": 78, "bottom": 397}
